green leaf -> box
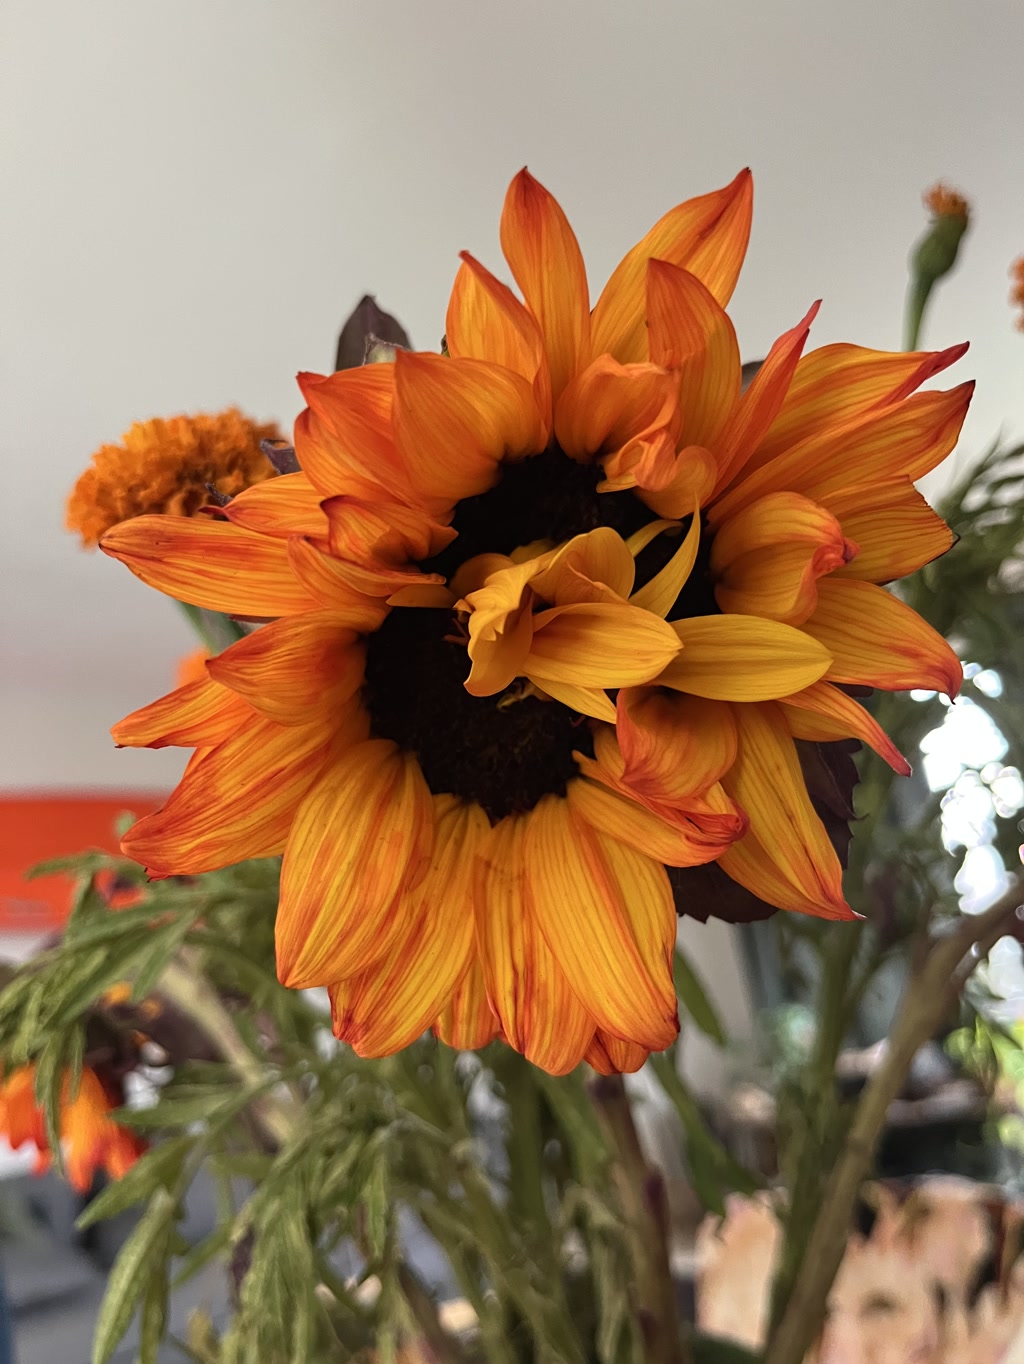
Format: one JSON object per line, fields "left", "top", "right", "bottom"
{"left": 691, "top": 1333, "right": 763, "bottom": 1363}
{"left": 674, "top": 949, "right": 727, "bottom": 1046}
{"left": 76, "top": 1136, "right": 193, "bottom": 1230}
{"left": 138, "top": 1260, "right": 170, "bottom": 1364}
{"left": 91, "top": 1187, "right": 178, "bottom": 1364}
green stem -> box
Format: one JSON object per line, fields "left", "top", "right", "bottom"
{"left": 763, "top": 875, "right": 1024, "bottom": 1364}
{"left": 502, "top": 1050, "right": 550, "bottom": 1239}
{"left": 903, "top": 273, "right": 932, "bottom": 352}
{"left": 589, "top": 1074, "right": 687, "bottom": 1364}
{"left": 174, "top": 600, "right": 246, "bottom": 654}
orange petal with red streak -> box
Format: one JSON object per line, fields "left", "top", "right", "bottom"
{"left": 554, "top": 355, "right": 679, "bottom": 463}
{"left": 435, "top": 957, "right": 499, "bottom": 1051}
{"left": 780, "top": 681, "right": 911, "bottom": 776}
{"left": 591, "top": 169, "right": 753, "bottom": 363}
{"left": 500, "top": 169, "right": 590, "bottom": 401}
{"left": 221, "top": 472, "right": 329, "bottom": 539}
{"left": 821, "top": 479, "right": 955, "bottom": 583}
{"left": 286, "top": 536, "right": 391, "bottom": 625}
{"left": 475, "top": 814, "right": 595, "bottom": 1075}
{"left": 112, "top": 676, "right": 254, "bottom": 749}
{"left": 617, "top": 689, "right": 737, "bottom": 800}
{"left": 585, "top": 1032, "right": 650, "bottom": 1075}
{"left": 101, "top": 516, "right": 320, "bottom": 617}
{"left": 295, "top": 367, "right": 407, "bottom": 499}
{"left": 276, "top": 740, "right": 433, "bottom": 988}
{"left": 802, "top": 579, "right": 962, "bottom": 696}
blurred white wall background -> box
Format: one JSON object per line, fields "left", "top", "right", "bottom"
{"left": 2, "top": 0, "right": 1021, "bottom": 1090}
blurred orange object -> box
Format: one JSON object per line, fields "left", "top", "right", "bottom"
{"left": 0, "top": 794, "right": 165, "bottom": 931}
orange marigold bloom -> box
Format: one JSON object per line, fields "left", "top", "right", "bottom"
{"left": 923, "top": 182, "right": 970, "bottom": 223}
{"left": 67, "top": 408, "right": 282, "bottom": 547}
{"left": 1010, "top": 257, "right": 1024, "bottom": 332}
{"left": 102, "top": 169, "right": 968, "bottom": 1075}
{"left": 0, "top": 1064, "right": 145, "bottom": 1192}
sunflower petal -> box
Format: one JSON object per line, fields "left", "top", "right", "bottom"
{"left": 393, "top": 351, "right": 544, "bottom": 511}
{"left": 628, "top": 506, "right": 701, "bottom": 618}
{"left": 634, "top": 445, "right": 718, "bottom": 519}
{"left": 101, "top": 515, "right": 320, "bottom": 617}
{"left": 276, "top": 740, "right": 434, "bottom": 988}
{"left": 206, "top": 613, "right": 365, "bottom": 724}
{"left": 447, "top": 251, "right": 552, "bottom": 435}
{"left": 747, "top": 341, "right": 969, "bottom": 474}
{"left": 591, "top": 169, "right": 753, "bottom": 363}
{"left": 535, "top": 679, "right": 617, "bottom": 723}
{"left": 112, "top": 676, "right": 253, "bottom": 749}
{"left": 500, "top": 169, "right": 590, "bottom": 401}
{"left": 122, "top": 712, "right": 340, "bottom": 876}
{"left": 821, "top": 479, "right": 955, "bottom": 583}
{"left": 719, "top": 702, "right": 854, "bottom": 919}
{"left": 221, "top": 472, "right": 329, "bottom": 539}
{"left": 526, "top": 797, "right": 679, "bottom": 1051}
{"left": 802, "top": 579, "right": 962, "bottom": 696}
{"left": 328, "top": 799, "right": 487, "bottom": 1057}
{"left": 660, "top": 615, "right": 832, "bottom": 700}
{"left": 780, "top": 681, "right": 911, "bottom": 776}
{"left": 435, "top": 958, "right": 499, "bottom": 1051}
{"left": 295, "top": 368, "right": 406, "bottom": 499}
{"left": 475, "top": 814, "right": 594, "bottom": 1075}
{"left": 585, "top": 1032, "right": 650, "bottom": 1075}
{"left": 527, "top": 602, "right": 682, "bottom": 688}
{"left": 646, "top": 260, "right": 741, "bottom": 450}
{"left": 710, "top": 383, "right": 974, "bottom": 524}
{"left": 554, "top": 355, "right": 679, "bottom": 463}
{"left": 286, "top": 537, "right": 391, "bottom": 625}
{"left": 617, "top": 689, "right": 737, "bottom": 800}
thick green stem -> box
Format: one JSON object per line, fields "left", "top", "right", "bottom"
{"left": 589, "top": 1074, "right": 687, "bottom": 1364}
{"left": 763, "top": 876, "right": 1024, "bottom": 1364}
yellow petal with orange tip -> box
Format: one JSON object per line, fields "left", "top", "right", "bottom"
{"left": 569, "top": 767, "right": 745, "bottom": 868}
{"left": 628, "top": 506, "right": 700, "bottom": 618}
{"left": 720, "top": 702, "right": 855, "bottom": 920}
{"left": 590, "top": 168, "right": 753, "bottom": 363}
{"left": 527, "top": 602, "right": 682, "bottom": 688}
{"left": 122, "top": 710, "right": 344, "bottom": 877}
{"left": 435, "top": 957, "right": 499, "bottom": 1051}
{"left": 446, "top": 250, "right": 552, "bottom": 436}
{"left": 393, "top": 350, "right": 544, "bottom": 512}
{"left": 285, "top": 536, "right": 390, "bottom": 626}
{"left": 715, "top": 539, "right": 855, "bottom": 626}
{"left": 295, "top": 367, "right": 406, "bottom": 500}
{"left": 221, "top": 471, "right": 329, "bottom": 539}
{"left": 709, "top": 382, "right": 974, "bottom": 525}
{"left": 500, "top": 168, "right": 591, "bottom": 402}
{"left": 659, "top": 615, "right": 831, "bottom": 701}
{"left": 710, "top": 491, "right": 852, "bottom": 570}
{"left": 526, "top": 796, "right": 679, "bottom": 1052}
{"left": 276, "top": 739, "right": 434, "bottom": 990}
{"left": 617, "top": 689, "right": 737, "bottom": 800}
{"left": 475, "top": 814, "right": 595, "bottom": 1074}
{"left": 465, "top": 598, "right": 533, "bottom": 696}
{"left": 112, "top": 676, "right": 254, "bottom": 749}
{"left": 802, "top": 579, "right": 962, "bottom": 697}
{"left": 746, "top": 340, "right": 969, "bottom": 475}
{"left": 206, "top": 613, "right": 365, "bottom": 725}
{"left": 553, "top": 355, "right": 679, "bottom": 463}
{"left": 821, "top": 479, "right": 955, "bottom": 583}
{"left": 101, "top": 515, "right": 320, "bottom": 617}
{"left": 646, "top": 259, "right": 741, "bottom": 450}
{"left": 328, "top": 798, "right": 488, "bottom": 1057}
{"left": 586, "top": 1032, "right": 650, "bottom": 1075}
{"left": 780, "top": 681, "right": 911, "bottom": 776}
{"left": 711, "top": 302, "right": 820, "bottom": 494}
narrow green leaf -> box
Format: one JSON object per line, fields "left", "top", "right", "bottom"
{"left": 76, "top": 1136, "right": 193, "bottom": 1230}
{"left": 674, "top": 949, "right": 727, "bottom": 1046}
{"left": 138, "top": 1257, "right": 171, "bottom": 1364}
{"left": 91, "top": 1187, "right": 178, "bottom": 1364}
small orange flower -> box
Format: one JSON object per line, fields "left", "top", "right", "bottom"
{"left": 0, "top": 1064, "right": 145, "bottom": 1193}
{"left": 923, "top": 182, "right": 970, "bottom": 223}
{"left": 67, "top": 408, "right": 282, "bottom": 547}
{"left": 1010, "top": 257, "right": 1024, "bottom": 332}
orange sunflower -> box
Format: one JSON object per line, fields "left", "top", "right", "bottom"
{"left": 102, "top": 169, "right": 968, "bottom": 1075}
{"left": 0, "top": 1064, "right": 144, "bottom": 1193}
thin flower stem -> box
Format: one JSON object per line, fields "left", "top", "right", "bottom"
{"left": 763, "top": 876, "right": 1024, "bottom": 1364}
{"left": 588, "top": 1073, "right": 688, "bottom": 1364}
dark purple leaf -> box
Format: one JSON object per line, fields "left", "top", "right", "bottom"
{"left": 335, "top": 295, "right": 411, "bottom": 372}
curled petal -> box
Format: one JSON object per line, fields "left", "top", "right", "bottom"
{"left": 554, "top": 355, "right": 680, "bottom": 464}
{"left": 220, "top": 472, "right": 329, "bottom": 540}
{"left": 633, "top": 445, "right": 718, "bottom": 519}
{"left": 802, "top": 579, "right": 962, "bottom": 697}
{"left": 321, "top": 494, "right": 454, "bottom": 597}
{"left": 501, "top": 169, "right": 590, "bottom": 401}
{"left": 821, "top": 479, "right": 955, "bottom": 583}
{"left": 660, "top": 615, "right": 832, "bottom": 701}
{"left": 585, "top": 1032, "right": 650, "bottom": 1075}
{"left": 277, "top": 740, "right": 434, "bottom": 988}
{"left": 527, "top": 602, "right": 682, "bottom": 689}
{"left": 207, "top": 613, "right": 365, "bottom": 725}
{"left": 591, "top": 169, "right": 753, "bottom": 363}
{"left": 286, "top": 536, "right": 391, "bottom": 625}
{"left": 101, "top": 516, "right": 319, "bottom": 617}
{"left": 617, "top": 689, "right": 737, "bottom": 800}
{"left": 475, "top": 814, "right": 595, "bottom": 1074}
{"left": 780, "top": 681, "right": 910, "bottom": 776}
{"left": 719, "top": 702, "right": 854, "bottom": 920}
{"left": 295, "top": 368, "right": 407, "bottom": 499}
{"left": 629, "top": 508, "right": 700, "bottom": 618}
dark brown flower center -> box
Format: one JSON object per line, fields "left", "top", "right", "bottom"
{"left": 363, "top": 447, "right": 719, "bottom": 821}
